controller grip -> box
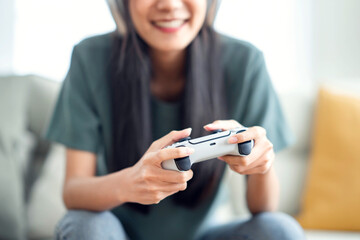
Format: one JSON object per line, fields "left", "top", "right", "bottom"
{"left": 236, "top": 129, "right": 254, "bottom": 155}
{"left": 161, "top": 157, "right": 191, "bottom": 171}
{"left": 174, "top": 157, "right": 191, "bottom": 171}
{"left": 238, "top": 140, "right": 253, "bottom": 155}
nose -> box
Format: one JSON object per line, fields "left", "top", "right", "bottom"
{"left": 156, "top": 0, "right": 183, "bottom": 11}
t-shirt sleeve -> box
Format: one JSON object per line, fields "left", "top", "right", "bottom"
{"left": 227, "top": 48, "right": 294, "bottom": 152}
{"left": 45, "top": 45, "right": 100, "bottom": 153}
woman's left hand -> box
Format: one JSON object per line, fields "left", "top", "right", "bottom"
{"left": 204, "top": 120, "right": 274, "bottom": 175}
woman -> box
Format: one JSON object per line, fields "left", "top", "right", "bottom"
{"left": 47, "top": 0, "right": 304, "bottom": 239}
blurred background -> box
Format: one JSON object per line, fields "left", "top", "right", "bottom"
{"left": 2, "top": 0, "right": 360, "bottom": 89}
{"left": 1, "top": 0, "right": 360, "bottom": 239}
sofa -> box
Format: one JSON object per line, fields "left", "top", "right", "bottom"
{"left": 0, "top": 75, "right": 359, "bottom": 239}
{"left": 0, "top": 75, "right": 66, "bottom": 240}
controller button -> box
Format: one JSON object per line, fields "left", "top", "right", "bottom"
{"left": 177, "top": 137, "right": 191, "bottom": 143}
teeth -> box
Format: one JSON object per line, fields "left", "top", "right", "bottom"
{"left": 154, "top": 20, "right": 185, "bottom": 28}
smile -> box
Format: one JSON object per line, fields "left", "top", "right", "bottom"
{"left": 152, "top": 19, "right": 188, "bottom": 33}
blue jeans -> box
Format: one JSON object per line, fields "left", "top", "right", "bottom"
{"left": 55, "top": 210, "right": 305, "bottom": 240}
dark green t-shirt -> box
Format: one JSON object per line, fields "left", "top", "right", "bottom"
{"left": 46, "top": 32, "right": 293, "bottom": 240}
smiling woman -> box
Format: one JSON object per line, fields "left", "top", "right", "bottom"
{"left": 45, "top": 0, "right": 304, "bottom": 239}
{"left": 108, "top": 0, "right": 227, "bottom": 215}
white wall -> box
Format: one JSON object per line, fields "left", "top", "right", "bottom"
{"left": 0, "top": 0, "right": 15, "bottom": 74}
{"left": 313, "top": 0, "right": 360, "bottom": 82}
{"left": 215, "top": 0, "right": 360, "bottom": 91}
{"left": 214, "top": 0, "right": 313, "bottom": 92}
{"left": 12, "top": 0, "right": 115, "bottom": 81}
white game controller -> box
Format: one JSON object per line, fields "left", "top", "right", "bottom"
{"left": 161, "top": 127, "right": 254, "bottom": 171}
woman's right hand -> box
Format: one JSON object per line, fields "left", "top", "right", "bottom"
{"left": 119, "top": 128, "right": 195, "bottom": 205}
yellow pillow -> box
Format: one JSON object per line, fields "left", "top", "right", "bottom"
{"left": 297, "top": 87, "right": 360, "bottom": 231}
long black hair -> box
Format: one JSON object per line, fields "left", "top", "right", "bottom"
{"left": 109, "top": 0, "right": 227, "bottom": 214}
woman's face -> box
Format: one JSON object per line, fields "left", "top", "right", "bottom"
{"left": 129, "top": 0, "right": 207, "bottom": 52}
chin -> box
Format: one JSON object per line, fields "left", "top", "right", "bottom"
{"left": 150, "top": 39, "right": 193, "bottom": 52}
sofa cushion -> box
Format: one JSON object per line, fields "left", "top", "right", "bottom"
{"left": 297, "top": 87, "right": 360, "bottom": 231}
{"left": 23, "top": 75, "right": 61, "bottom": 204}
{"left": 277, "top": 87, "right": 316, "bottom": 154}
{"left": 0, "top": 76, "right": 29, "bottom": 239}
{"left": 27, "top": 144, "right": 66, "bottom": 239}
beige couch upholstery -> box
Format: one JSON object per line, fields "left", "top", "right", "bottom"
{"left": 0, "top": 75, "right": 65, "bottom": 239}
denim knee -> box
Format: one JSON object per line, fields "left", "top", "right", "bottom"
{"left": 55, "top": 210, "right": 128, "bottom": 240}
{"left": 251, "top": 212, "right": 305, "bottom": 240}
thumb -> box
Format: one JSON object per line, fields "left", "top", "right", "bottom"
{"left": 203, "top": 120, "right": 228, "bottom": 131}
{"left": 148, "top": 128, "right": 192, "bottom": 152}
{"left": 203, "top": 120, "right": 242, "bottom": 132}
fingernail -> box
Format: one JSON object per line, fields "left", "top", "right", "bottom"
{"left": 204, "top": 124, "right": 214, "bottom": 128}
{"left": 185, "top": 127, "right": 192, "bottom": 133}
{"left": 229, "top": 137, "right": 238, "bottom": 144}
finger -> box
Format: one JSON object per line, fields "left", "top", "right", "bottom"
{"left": 245, "top": 148, "right": 274, "bottom": 170}
{"left": 153, "top": 147, "right": 195, "bottom": 165}
{"left": 148, "top": 128, "right": 192, "bottom": 152}
{"left": 218, "top": 140, "right": 263, "bottom": 166}
{"left": 228, "top": 150, "right": 274, "bottom": 175}
{"left": 228, "top": 126, "right": 266, "bottom": 144}
{"left": 149, "top": 181, "right": 189, "bottom": 193}
{"left": 149, "top": 167, "right": 194, "bottom": 184}
{"left": 219, "top": 138, "right": 272, "bottom": 170}
{"left": 219, "top": 154, "right": 255, "bottom": 168}
{"left": 203, "top": 119, "right": 241, "bottom": 132}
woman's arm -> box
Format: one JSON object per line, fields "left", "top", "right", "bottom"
{"left": 63, "top": 129, "right": 194, "bottom": 211}
{"left": 63, "top": 149, "right": 130, "bottom": 211}
{"left": 246, "top": 166, "right": 279, "bottom": 214}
